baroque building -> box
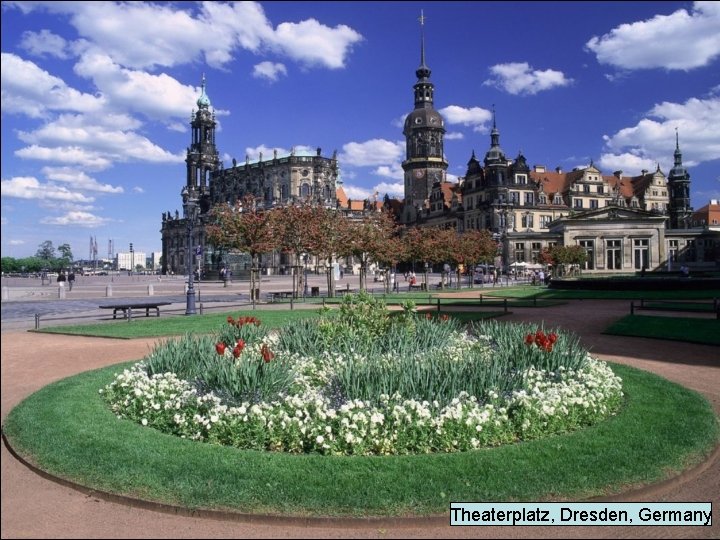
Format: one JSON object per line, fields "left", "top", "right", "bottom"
{"left": 396, "top": 17, "right": 717, "bottom": 273}
{"left": 160, "top": 76, "right": 342, "bottom": 277}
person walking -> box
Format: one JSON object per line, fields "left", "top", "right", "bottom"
{"left": 68, "top": 271, "right": 76, "bottom": 291}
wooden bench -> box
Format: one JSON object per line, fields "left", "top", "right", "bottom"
{"left": 99, "top": 302, "right": 172, "bottom": 319}
{"left": 409, "top": 283, "right": 423, "bottom": 291}
{"left": 267, "top": 291, "right": 295, "bottom": 302}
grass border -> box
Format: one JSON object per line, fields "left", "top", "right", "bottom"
{"left": 604, "top": 315, "right": 720, "bottom": 346}
{"left": 3, "top": 362, "right": 718, "bottom": 517}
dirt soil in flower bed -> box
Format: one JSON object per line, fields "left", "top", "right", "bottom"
{"left": 2, "top": 298, "right": 719, "bottom": 539}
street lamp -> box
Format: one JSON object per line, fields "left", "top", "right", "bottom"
{"left": 185, "top": 198, "right": 198, "bottom": 315}
{"left": 303, "top": 254, "right": 309, "bottom": 297}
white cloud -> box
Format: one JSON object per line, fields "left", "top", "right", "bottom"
{"left": 392, "top": 115, "right": 408, "bottom": 128}
{"left": 271, "top": 18, "right": 363, "bottom": 69}
{"left": 597, "top": 153, "right": 658, "bottom": 176}
{"left": 1, "top": 176, "right": 95, "bottom": 203}
{"left": 439, "top": 105, "right": 492, "bottom": 131}
{"left": 14, "top": 145, "right": 112, "bottom": 171}
{"left": 252, "top": 61, "right": 288, "bottom": 82}
{"left": 373, "top": 182, "right": 404, "bottom": 198}
{"left": 586, "top": 1, "right": 720, "bottom": 71}
{"left": 41, "top": 167, "right": 124, "bottom": 194}
{"left": 339, "top": 139, "right": 404, "bottom": 167}
{"left": 0, "top": 53, "right": 105, "bottom": 118}
{"left": 7, "top": 1, "right": 362, "bottom": 71}
{"left": 9, "top": 239, "right": 25, "bottom": 246}
{"left": 342, "top": 184, "right": 372, "bottom": 200}
{"left": 483, "top": 63, "right": 572, "bottom": 96}
{"left": 133, "top": 186, "right": 145, "bottom": 194}
{"left": 373, "top": 163, "right": 405, "bottom": 180}
{"left": 40, "top": 211, "right": 112, "bottom": 227}
{"left": 73, "top": 50, "right": 205, "bottom": 121}
{"left": 599, "top": 95, "right": 720, "bottom": 174}
{"left": 18, "top": 114, "right": 185, "bottom": 165}
{"left": 445, "top": 132, "right": 465, "bottom": 140}
{"left": 19, "top": 29, "right": 70, "bottom": 59}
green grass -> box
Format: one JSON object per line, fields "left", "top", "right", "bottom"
{"left": 34, "top": 309, "right": 323, "bottom": 339}
{"left": 480, "top": 287, "right": 720, "bottom": 301}
{"left": 3, "top": 363, "right": 717, "bottom": 517}
{"left": 639, "top": 301, "right": 717, "bottom": 313}
{"left": 604, "top": 315, "right": 720, "bottom": 346}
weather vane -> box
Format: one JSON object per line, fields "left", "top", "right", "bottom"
{"left": 419, "top": 10, "right": 425, "bottom": 26}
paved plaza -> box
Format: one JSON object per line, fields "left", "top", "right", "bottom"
{"left": 1, "top": 281, "right": 718, "bottom": 538}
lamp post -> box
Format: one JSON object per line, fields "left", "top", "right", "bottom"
{"left": 303, "top": 254, "right": 309, "bottom": 297}
{"left": 185, "top": 199, "right": 198, "bottom": 315}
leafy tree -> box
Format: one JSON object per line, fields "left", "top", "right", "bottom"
{"left": 340, "top": 211, "right": 396, "bottom": 291}
{"left": 374, "top": 233, "right": 407, "bottom": 294}
{"left": 36, "top": 241, "right": 55, "bottom": 262}
{"left": 304, "top": 206, "right": 350, "bottom": 298}
{"left": 206, "top": 196, "right": 278, "bottom": 302}
{"left": 546, "top": 245, "right": 588, "bottom": 276}
{"left": 272, "top": 204, "right": 315, "bottom": 297}
{"left": 403, "top": 227, "right": 448, "bottom": 289}
{"left": 451, "top": 229, "right": 497, "bottom": 288}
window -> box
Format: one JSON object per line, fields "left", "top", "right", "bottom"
{"left": 584, "top": 184, "right": 591, "bottom": 193}
{"left": 652, "top": 190, "right": 658, "bottom": 196}
{"left": 579, "top": 240, "right": 595, "bottom": 270}
{"left": 300, "top": 183, "right": 310, "bottom": 198}
{"left": 668, "top": 239, "right": 678, "bottom": 262}
{"left": 574, "top": 199, "right": 583, "bottom": 209}
{"left": 539, "top": 194, "right": 547, "bottom": 204}
{"left": 597, "top": 185, "right": 604, "bottom": 194}
{"left": 540, "top": 215, "right": 552, "bottom": 228}
{"left": 515, "top": 174, "right": 527, "bottom": 185}
{"left": 606, "top": 239, "right": 622, "bottom": 270}
{"left": 531, "top": 242, "right": 541, "bottom": 263}
{"left": 510, "top": 192, "right": 520, "bottom": 204}
{"left": 590, "top": 199, "right": 598, "bottom": 209}
{"left": 633, "top": 238, "right": 649, "bottom": 270}
{"left": 514, "top": 242, "right": 525, "bottom": 262}
{"left": 554, "top": 195, "right": 563, "bottom": 205}
{"left": 524, "top": 192, "right": 534, "bottom": 205}
{"left": 521, "top": 213, "right": 534, "bottom": 229}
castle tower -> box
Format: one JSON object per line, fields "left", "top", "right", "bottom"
{"left": 401, "top": 11, "right": 448, "bottom": 212}
{"left": 667, "top": 130, "right": 692, "bottom": 228}
{"left": 185, "top": 74, "right": 220, "bottom": 216}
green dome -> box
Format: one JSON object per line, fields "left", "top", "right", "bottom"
{"left": 196, "top": 75, "right": 211, "bottom": 109}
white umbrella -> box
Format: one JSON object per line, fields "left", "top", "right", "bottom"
{"left": 510, "top": 261, "right": 527, "bottom": 267}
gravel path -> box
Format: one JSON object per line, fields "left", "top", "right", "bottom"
{"left": 1, "top": 299, "right": 718, "bottom": 539}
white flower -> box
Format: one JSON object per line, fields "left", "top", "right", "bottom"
{"left": 316, "top": 435, "right": 324, "bottom": 444}
{"left": 141, "top": 418, "right": 148, "bottom": 426}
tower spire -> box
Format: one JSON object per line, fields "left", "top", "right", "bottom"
{"left": 415, "top": 10, "right": 431, "bottom": 81}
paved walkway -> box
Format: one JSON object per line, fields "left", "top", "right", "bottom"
{"left": 1, "top": 298, "right": 718, "bottom": 538}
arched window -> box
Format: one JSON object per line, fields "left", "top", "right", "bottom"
{"left": 300, "top": 183, "right": 310, "bottom": 198}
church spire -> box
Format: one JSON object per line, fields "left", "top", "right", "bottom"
{"left": 415, "top": 10, "right": 431, "bottom": 82}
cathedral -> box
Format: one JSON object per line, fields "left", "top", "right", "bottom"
{"left": 161, "top": 19, "right": 718, "bottom": 277}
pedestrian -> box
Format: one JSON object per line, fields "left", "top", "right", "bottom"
{"left": 538, "top": 269, "right": 545, "bottom": 286}
{"left": 57, "top": 270, "right": 66, "bottom": 283}
{"left": 68, "top": 271, "right": 76, "bottom": 291}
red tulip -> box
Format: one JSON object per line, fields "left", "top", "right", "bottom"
{"left": 215, "top": 342, "right": 226, "bottom": 355}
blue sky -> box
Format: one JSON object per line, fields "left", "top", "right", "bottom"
{"left": 2, "top": 1, "right": 719, "bottom": 260}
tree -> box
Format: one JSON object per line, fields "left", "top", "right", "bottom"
{"left": 36, "top": 241, "right": 55, "bottom": 262}
{"left": 205, "top": 196, "right": 277, "bottom": 303}
{"left": 57, "top": 243, "right": 73, "bottom": 269}
{"left": 451, "top": 229, "right": 497, "bottom": 288}
{"left": 545, "top": 245, "right": 588, "bottom": 276}
{"left": 272, "top": 204, "right": 315, "bottom": 297}
{"left": 340, "top": 211, "right": 396, "bottom": 292}
{"left": 305, "top": 206, "right": 350, "bottom": 298}
{"left": 374, "top": 234, "right": 407, "bottom": 293}
{"left": 404, "top": 227, "right": 448, "bottom": 289}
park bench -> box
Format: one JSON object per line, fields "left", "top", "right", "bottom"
{"left": 99, "top": 302, "right": 172, "bottom": 319}
{"left": 267, "top": 291, "right": 295, "bottom": 302}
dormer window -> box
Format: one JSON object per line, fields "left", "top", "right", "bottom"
{"left": 515, "top": 174, "right": 527, "bottom": 185}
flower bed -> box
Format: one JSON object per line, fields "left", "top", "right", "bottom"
{"left": 102, "top": 293, "right": 623, "bottom": 456}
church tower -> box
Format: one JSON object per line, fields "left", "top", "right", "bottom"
{"left": 184, "top": 74, "right": 220, "bottom": 217}
{"left": 401, "top": 11, "right": 448, "bottom": 213}
{"left": 667, "top": 130, "right": 692, "bottom": 228}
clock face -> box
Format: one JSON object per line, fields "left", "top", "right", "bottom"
{"left": 414, "top": 169, "right": 424, "bottom": 179}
